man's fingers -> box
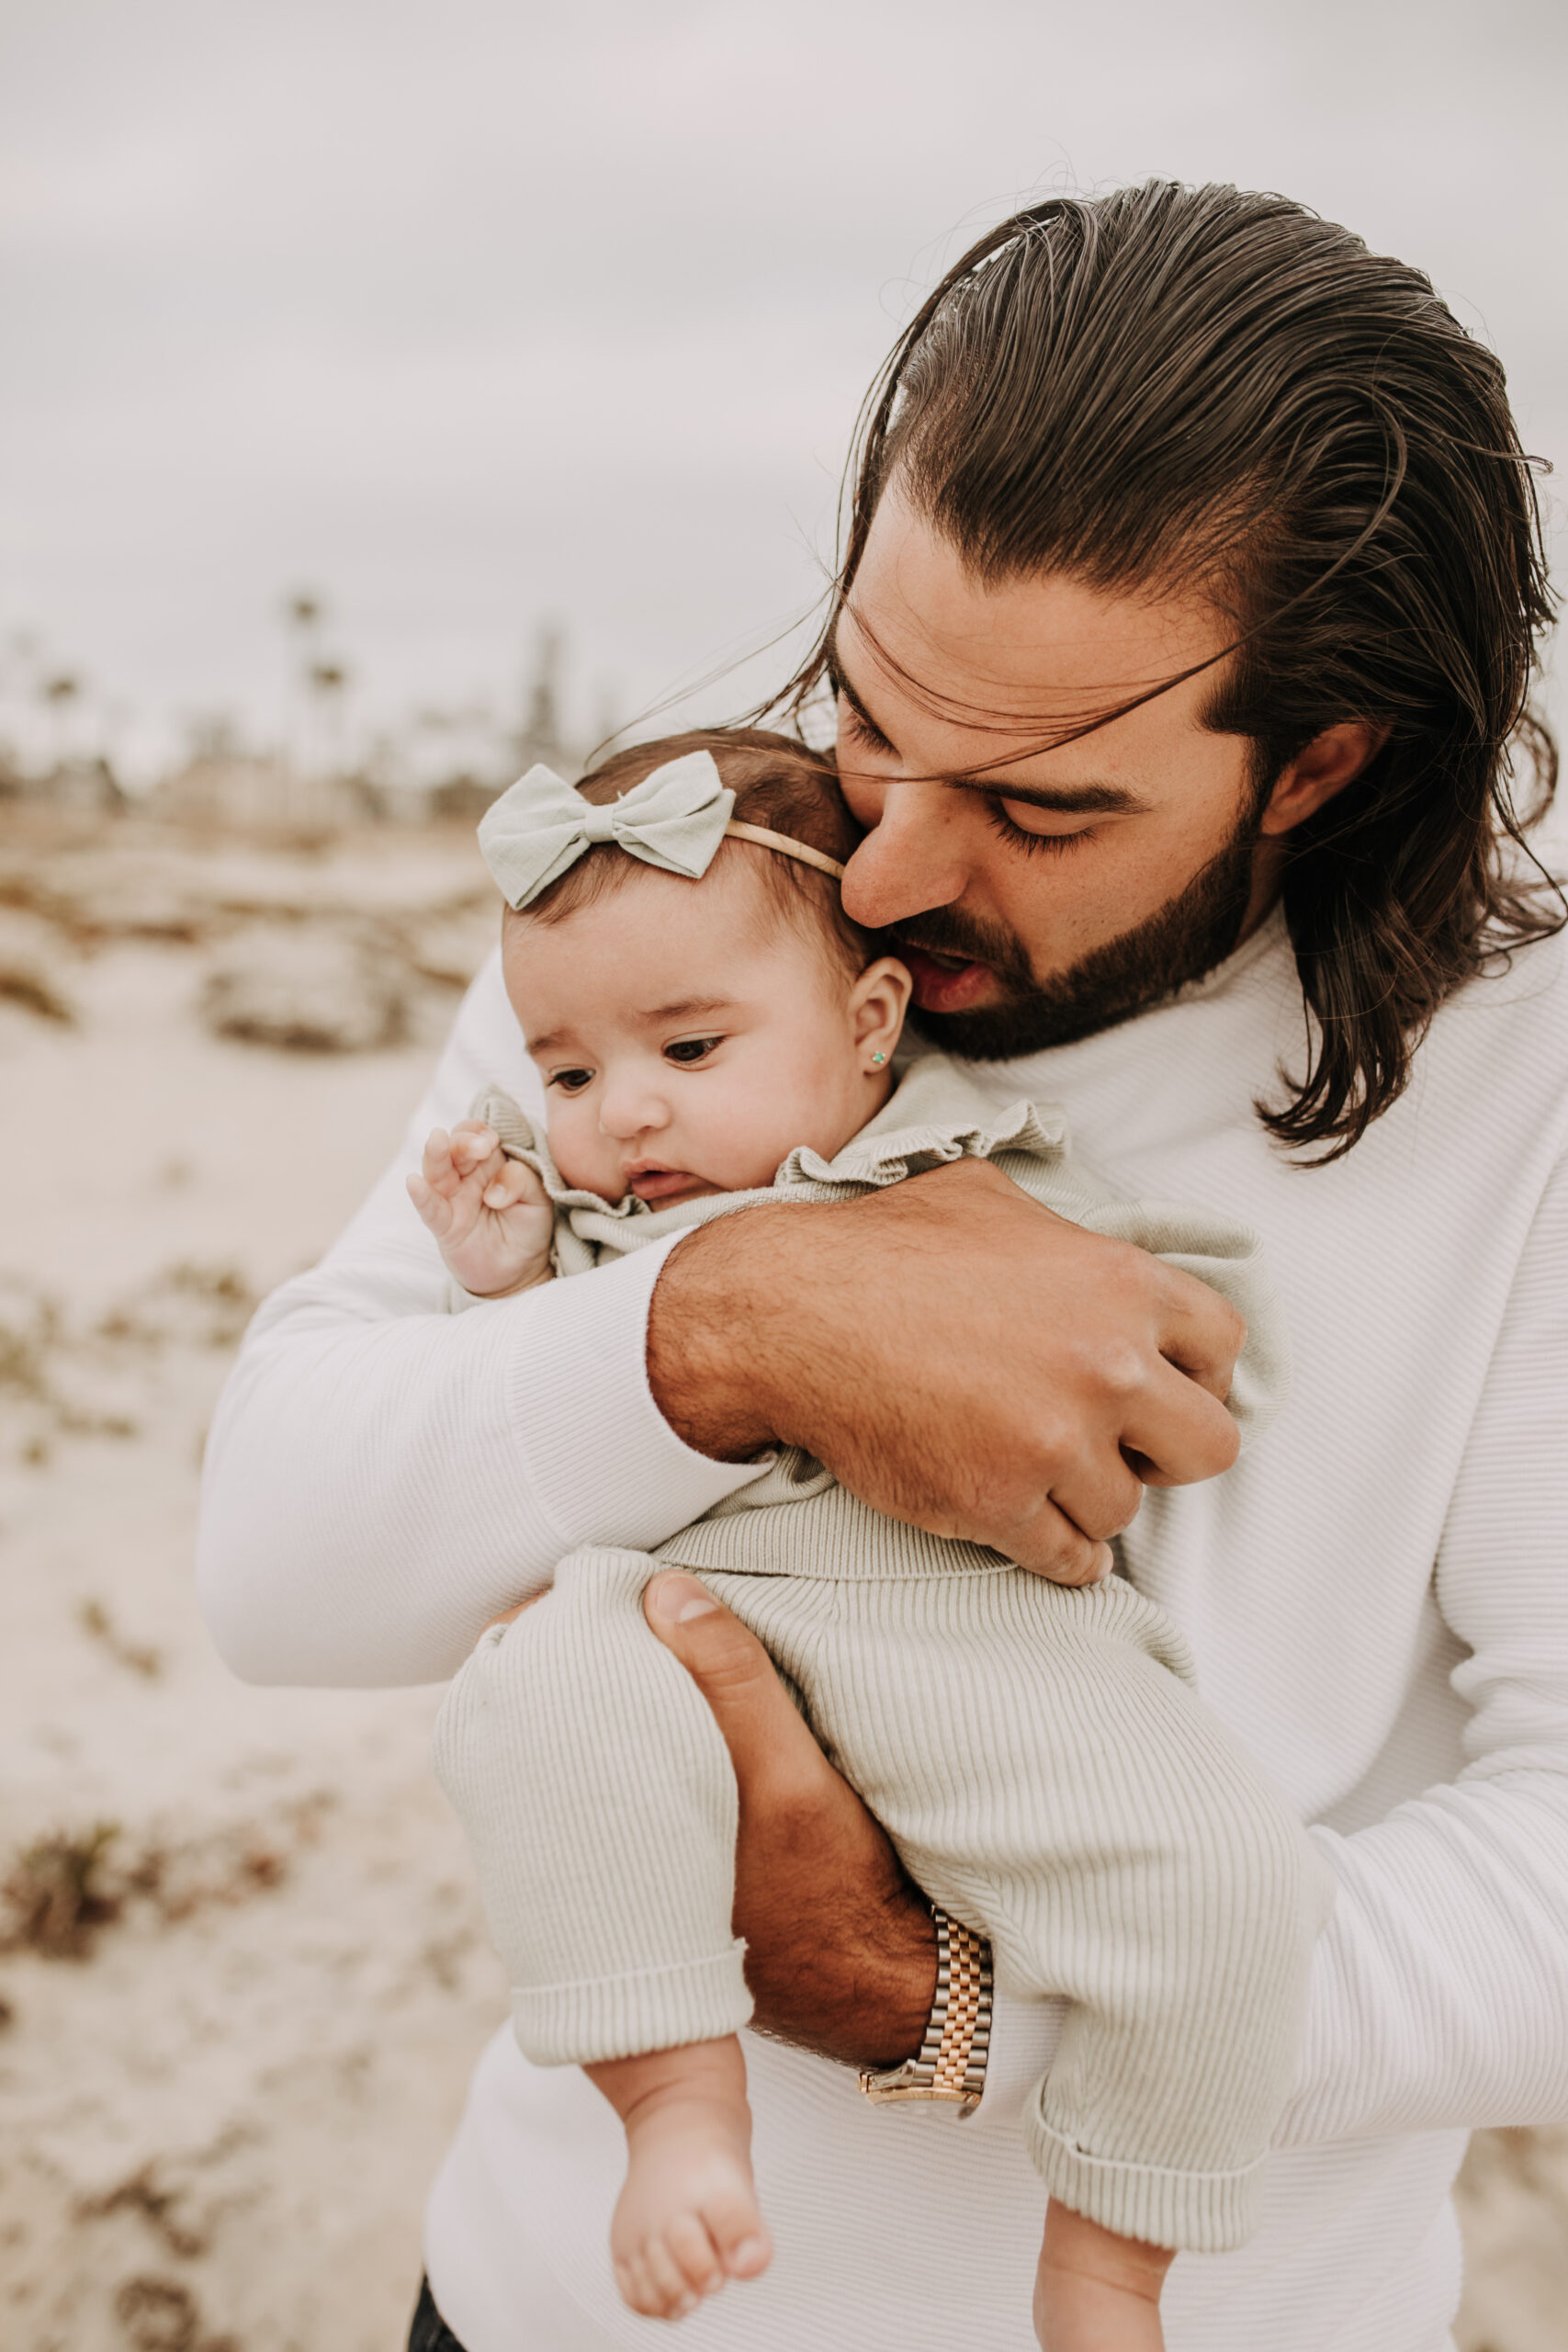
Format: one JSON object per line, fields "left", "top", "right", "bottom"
{"left": 993, "top": 1503, "right": 1114, "bottom": 1588}
{"left": 1043, "top": 1449, "right": 1145, "bottom": 1546}
{"left": 1120, "top": 1354, "right": 1242, "bottom": 1487}
{"left": 643, "top": 1573, "right": 818, "bottom": 1792}
{"left": 1153, "top": 1271, "right": 1247, "bottom": 1404}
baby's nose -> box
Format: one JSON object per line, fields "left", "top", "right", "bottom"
{"left": 597, "top": 1085, "right": 671, "bottom": 1141}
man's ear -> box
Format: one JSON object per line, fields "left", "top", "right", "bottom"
{"left": 851, "top": 956, "right": 914, "bottom": 1066}
{"left": 1259, "top": 720, "right": 1391, "bottom": 838}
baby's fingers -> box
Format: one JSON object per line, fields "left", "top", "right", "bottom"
{"left": 449, "top": 1121, "right": 500, "bottom": 1176}
{"left": 420, "top": 1127, "right": 466, "bottom": 1195}
{"left": 481, "top": 1159, "right": 548, "bottom": 1212}
{"left": 406, "top": 1170, "right": 454, "bottom": 1237}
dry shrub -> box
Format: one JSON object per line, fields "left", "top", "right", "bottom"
{"left": 2, "top": 1823, "right": 124, "bottom": 1958}
{"left": 114, "top": 2274, "right": 241, "bottom": 2352}
{"left": 97, "top": 1262, "right": 257, "bottom": 1353}
{"left": 0, "top": 963, "right": 74, "bottom": 1022}
{"left": 0, "top": 1283, "right": 60, "bottom": 1401}
{"left": 0, "top": 1804, "right": 320, "bottom": 1960}
{"left": 78, "top": 1597, "right": 164, "bottom": 1680}
{"left": 81, "top": 2163, "right": 209, "bottom": 2258}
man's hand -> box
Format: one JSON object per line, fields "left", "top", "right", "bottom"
{"left": 642, "top": 1571, "right": 936, "bottom": 2069}
{"left": 647, "top": 1159, "right": 1244, "bottom": 1586}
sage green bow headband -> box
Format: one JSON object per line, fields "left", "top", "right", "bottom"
{"left": 478, "top": 750, "right": 846, "bottom": 910}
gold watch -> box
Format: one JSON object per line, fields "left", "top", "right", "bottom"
{"left": 858, "top": 1905, "right": 993, "bottom": 2117}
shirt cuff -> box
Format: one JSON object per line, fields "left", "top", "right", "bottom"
{"left": 964, "top": 1985, "right": 1065, "bottom": 2135}
{"left": 503, "top": 1230, "right": 771, "bottom": 1556}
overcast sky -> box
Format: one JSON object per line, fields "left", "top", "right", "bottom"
{"left": 3, "top": 0, "right": 1564, "bottom": 779}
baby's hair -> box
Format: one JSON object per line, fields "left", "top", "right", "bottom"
{"left": 507, "top": 728, "right": 878, "bottom": 977}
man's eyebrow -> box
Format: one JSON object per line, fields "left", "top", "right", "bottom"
{"left": 948, "top": 775, "right": 1150, "bottom": 816}
{"left": 830, "top": 622, "right": 1149, "bottom": 815}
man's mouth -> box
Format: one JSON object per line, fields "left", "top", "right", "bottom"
{"left": 897, "top": 944, "right": 1000, "bottom": 1014}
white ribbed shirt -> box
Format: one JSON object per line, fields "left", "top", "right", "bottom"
{"left": 197, "top": 908, "right": 1568, "bottom": 2352}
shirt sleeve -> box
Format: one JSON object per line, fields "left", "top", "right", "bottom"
{"left": 196, "top": 952, "right": 765, "bottom": 1687}
{"left": 1276, "top": 1143, "right": 1568, "bottom": 2145}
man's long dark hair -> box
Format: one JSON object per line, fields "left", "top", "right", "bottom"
{"left": 778, "top": 182, "right": 1562, "bottom": 1160}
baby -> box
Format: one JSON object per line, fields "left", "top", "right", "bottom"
{"left": 411, "top": 729, "right": 1333, "bottom": 2352}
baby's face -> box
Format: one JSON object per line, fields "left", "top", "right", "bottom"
{"left": 502, "top": 857, "right": 907, "bottom": 1207}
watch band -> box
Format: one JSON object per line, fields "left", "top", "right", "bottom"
{"left": 858, "top": 1905, "right": 993, "bottom": 2116}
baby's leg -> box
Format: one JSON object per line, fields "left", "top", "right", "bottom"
{"left": 1034, "top": 2205, "right": 1173, "bottom": 2352}
{"left": 433, "top": 1549, "right": 767, "bottom": 2316}
{"left": 751, "top": 1569, "right": 1334, "bottom": 2338}
{"left": 588, "top": 2035, "right": 772, "bottom": 2320}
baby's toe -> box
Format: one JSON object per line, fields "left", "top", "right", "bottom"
{"left": 665, "top": 2211, "right": 727, "bottom": 2298}
{"left": 616, "top": 2245, "right": 691, "bottom": 2323}
{"left": 613, "top": 2256, "right": 651, "bottom": 2316}
{"left": 699, "top": 2183, "right": 773, "bottom": 2282}
{"left": 643, "top": 2235, "right": 700, "bottom": 2321}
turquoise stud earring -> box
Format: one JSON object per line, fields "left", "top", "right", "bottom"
{"left": 871, "top": 1050, "right": 887, "bottom": 1066}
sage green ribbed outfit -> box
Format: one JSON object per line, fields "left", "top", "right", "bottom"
{"left": 432, "top": 1055, "right": 1334, "bottom": 2252}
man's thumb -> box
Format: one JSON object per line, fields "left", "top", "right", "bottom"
{"left": 643, "top": 1572, "right": 789, "bottom": 1760}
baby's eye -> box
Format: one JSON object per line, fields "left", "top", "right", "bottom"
{"left": 663, "top": 1035, "right": 724, "bottom": 1067}
{"left": 547, "top": 1068, "right": 594, "bottom": 1093}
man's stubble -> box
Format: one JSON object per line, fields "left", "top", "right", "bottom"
{"left": 900, "top": 819, "right": 1263, "bottom": 1060}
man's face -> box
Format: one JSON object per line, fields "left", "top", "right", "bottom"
{"left": 832, "top": 488, "right": 1278, "bottom": 1056}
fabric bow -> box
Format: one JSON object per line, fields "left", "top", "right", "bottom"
{"left": 478, "top": 752, "right": 737, "bottom": 910}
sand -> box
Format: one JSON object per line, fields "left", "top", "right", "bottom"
{"left": 0, "top": 809, "right": 1562, "bottom": 2352}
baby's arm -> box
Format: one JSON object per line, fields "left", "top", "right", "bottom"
{"left": 407, "top": 1120, "right": 555, "bottom": 1297}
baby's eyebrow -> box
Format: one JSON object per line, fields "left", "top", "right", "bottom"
{"left": 642, "top": 998, "right": 732, "bottom": 1025}
{"left": 526, "top": 1000, "right": 733, "bottom": 1058}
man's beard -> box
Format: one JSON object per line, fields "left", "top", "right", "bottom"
{"left": 900, "top": 824, "right": 1261, "bottom": 1060}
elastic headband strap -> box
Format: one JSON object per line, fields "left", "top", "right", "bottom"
{"left": 723, "top": 820, "right": 846, "bottom": 881}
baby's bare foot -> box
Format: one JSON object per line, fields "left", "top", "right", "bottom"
{"left": 1033, "top": 2199, "right": 1172, "bottom": 2352}
{"left": 611, "top": 2097, "right": 772, "bottom": 2320}
{"left": 587, "top": 2036, "right": 772, "bottom": 2323}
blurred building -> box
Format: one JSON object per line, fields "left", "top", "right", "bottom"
{"left": 367, "top": 630, "right": 582, "bottom": 824}
{"left": 151, "top": 746, "right": 373, "bottom": 831}
{"left": 0, "top": 753, "right": 127, "bottom": 818}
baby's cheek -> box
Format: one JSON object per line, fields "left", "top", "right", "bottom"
{"left": 550, "top": 1116, "right": 624, "bottom": 1203}
{"left": 714, "top": 1091, "right": 814, "bottom": 1192}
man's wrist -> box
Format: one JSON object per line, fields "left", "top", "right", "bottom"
{"left": 746, "top": 1879, "right": 938, "bottom": 2071}
{"left": 647, "top": 1205, "right": 802, "bottom": 1461}
{"left": 859, "top": 1907, "right": 994, "bottom": 2113}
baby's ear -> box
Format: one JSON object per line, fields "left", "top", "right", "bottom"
{"left": 850, "top": 956, "right": 913, "bottom": 1066}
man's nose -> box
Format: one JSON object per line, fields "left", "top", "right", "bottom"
{"left": 840, "top": 779, "right": 972, "bottom": 931}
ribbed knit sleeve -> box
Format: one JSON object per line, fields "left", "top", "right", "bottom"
{"left": 1279, "top": 1141, "right": 1568, "bottom": 2144}
{"left": 196, "top": 954, "right": 762, "bottom": 1687}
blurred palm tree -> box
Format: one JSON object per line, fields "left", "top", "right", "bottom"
{"left": 41, "top": 673, "right": 82, "bottom": 775}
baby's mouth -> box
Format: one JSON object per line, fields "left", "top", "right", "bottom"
{"left": 626, "top": 1165, "right": 713, "bottom": 1204}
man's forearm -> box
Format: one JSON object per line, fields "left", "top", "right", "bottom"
{"left": 742, "top": 1853, "right": 938, "bottom": 2072}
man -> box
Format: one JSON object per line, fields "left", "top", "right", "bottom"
{"left": 198, "top": 182, "right": 1568, "bottom": 2352}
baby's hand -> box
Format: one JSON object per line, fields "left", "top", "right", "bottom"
{"left": 407, "top": 1122, "right": 555, "bottom": 1297}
